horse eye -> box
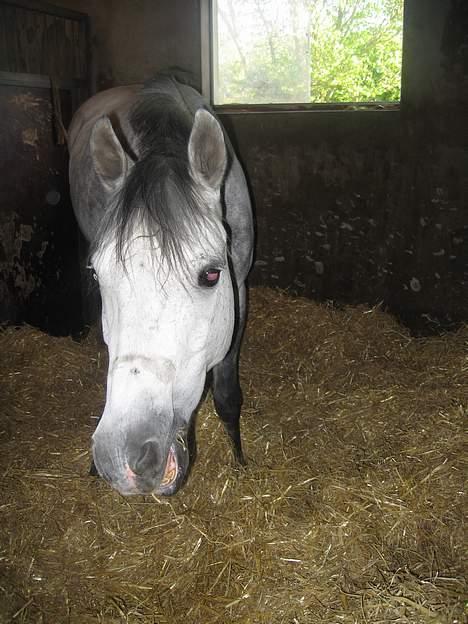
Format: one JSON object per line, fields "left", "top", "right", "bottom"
{"left": 86, "top": 264, "right": 98, "bottom": 281}
{"left": 87, "top": 267, "right": 98, "bottom": 281}
{"left": 199, "top": 268, "right": 221, "bottom": 288}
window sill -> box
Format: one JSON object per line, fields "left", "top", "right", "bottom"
{"left": 213, "top": 102, "right": 400, "bottom": 114}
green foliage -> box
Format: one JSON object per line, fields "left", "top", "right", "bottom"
{"left": 218, "top": 37, "right": 310, "bottom": 104}
{"left": 309, "top": 0, "right": 404, "bottom": 102}
{"left": 215, "top": 0, "right": 404, "bottom": 104}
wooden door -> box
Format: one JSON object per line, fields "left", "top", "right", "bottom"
{"left": 0, "top": 1, "right": 89, "bottom": 335}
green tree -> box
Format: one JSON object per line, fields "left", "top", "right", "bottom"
{"left": 216, "top": 0, "right": 312, "bottom": 104}
{"left": 309, "top": 0, "right": 404, "bottom": 102}
{"left": 215, "top": 0, "right": 404, "bottom": 104}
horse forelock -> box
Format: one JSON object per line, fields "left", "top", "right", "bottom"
{"left": 91, "top": 78, "right": 224, "bottom": 271}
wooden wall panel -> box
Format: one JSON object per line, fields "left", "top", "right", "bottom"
{"left": 0, "top": 2, "right": 87, "bottom": 79}
{"left": 0, "top": 1, "right": 89, "bottom": 334}
{"left": 0, "top": 83, "right": 82, "bottom": 334}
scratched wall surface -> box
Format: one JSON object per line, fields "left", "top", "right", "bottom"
{"left": 0, "top": 86, "right": 82, "bottom": 334}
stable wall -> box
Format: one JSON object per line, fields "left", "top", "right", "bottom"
{"left": 220, "top": 0, "right": 467, "bottom": 332}
{"left": 54, "top": 0, "right": 467, "bottom": 333}
{"left": 0, "top": 2, "right": 89, "bottom": 334}
{"left": 54, "top": 0, "right": 201, "bottom": 92}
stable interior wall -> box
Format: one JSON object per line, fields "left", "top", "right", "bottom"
{"left": 0, "top": 2, "right": 89, "bottom": 334}
{"left": 53, "top": 0, "right": 201, "bottom": 92}
{"left": 54, "top": 0, "right": 467, "bottom": 333}
{"left": 220, "top": 0, "right": 467, "bottom": 333}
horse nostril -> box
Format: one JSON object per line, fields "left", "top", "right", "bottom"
{"left": 130, "top": 440, "right": 159, "bottom": 476}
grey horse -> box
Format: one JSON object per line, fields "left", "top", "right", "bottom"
{"left": 68, "top": 75, "right": 254, "bottom": 495}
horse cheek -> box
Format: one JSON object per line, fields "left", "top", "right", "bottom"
{"left": 206, "top": 288, "right": 235, "bottom": 370}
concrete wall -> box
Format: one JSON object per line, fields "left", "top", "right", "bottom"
{"left": 54, "top": 0, "right": 467, "bottom": 333}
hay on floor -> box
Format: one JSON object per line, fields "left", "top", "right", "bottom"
{"left": 0, "top": 287, "right": 466, "bottom": 623}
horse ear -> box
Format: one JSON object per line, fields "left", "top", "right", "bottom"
{"left": 90, "top": 116, "right": 129, "bottom": 192}
{"left": 188, "top": 109, "right": 227, "bottom": 191}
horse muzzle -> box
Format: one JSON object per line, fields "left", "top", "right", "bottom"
{"left": 92, "top": 428, "right": 190, "bottom": 496}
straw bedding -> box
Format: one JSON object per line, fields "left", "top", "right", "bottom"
{"left": 0, "top": 287, "right": 466, "bottom": 623}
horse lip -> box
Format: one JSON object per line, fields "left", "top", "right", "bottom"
{"left": 157, "top": 433, "right": 189, "bottom": 496}
{"left": 160, "top": 444, "right": 178, "bottom": 487}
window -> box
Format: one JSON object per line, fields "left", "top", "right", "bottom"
{"left": 208, "top": 0, "right": 404, "bottom": 107}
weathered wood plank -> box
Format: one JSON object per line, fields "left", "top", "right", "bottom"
{"left": 4, "top": 5, "right": 18, "bottom": 72}
{"left": 0, "top": 5, "right": 9, "bottom": 71}
{"left": 0, "top": 2, "right": 88, "bottom": 79}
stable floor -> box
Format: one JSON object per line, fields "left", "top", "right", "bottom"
{"left": 0, "top": 288, "right": 466, "bottom": 623}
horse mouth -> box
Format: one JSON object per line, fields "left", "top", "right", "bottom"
{"left": 160, "top": 444, "right": 178, "bottom": 488}
{"left": 157, "top": 433, "right": 189, "bottom": 495}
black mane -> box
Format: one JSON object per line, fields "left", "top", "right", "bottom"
{"left": 92, "top": 76, "right": 221, "bottom": 268}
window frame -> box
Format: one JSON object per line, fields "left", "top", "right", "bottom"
{"left": 200, "top": 0, "right": 404, "bottom": 113}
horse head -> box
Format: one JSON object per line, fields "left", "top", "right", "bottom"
{"left": 88, "top": 107, "right": 234, "bottom": 495}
